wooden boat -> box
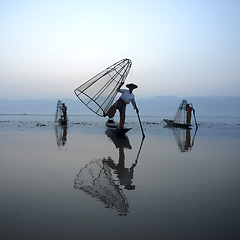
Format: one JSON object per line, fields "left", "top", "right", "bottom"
{"left": 58, "top": 118, "right": 68, "bottom": 125}
{"left": 105, "top": 120, "right": 131, "bottom": 136}
{"left": 163, "top": 119, "right": 191, "bottom": 129}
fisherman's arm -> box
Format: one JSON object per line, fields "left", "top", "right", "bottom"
{"left": 131, "top": 99, "right": 139, "bottom": 113}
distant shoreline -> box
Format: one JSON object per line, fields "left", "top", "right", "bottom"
{"left": 1, "top": 113, "right": 240, "bottom": 118}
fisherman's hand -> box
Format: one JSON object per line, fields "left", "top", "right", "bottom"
{"left": 136, "top": 108, "right": 139, "bottom": 113}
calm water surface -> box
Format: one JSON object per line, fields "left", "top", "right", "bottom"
{"left": 0, "top": 115, "right": 240, "bottom": 239}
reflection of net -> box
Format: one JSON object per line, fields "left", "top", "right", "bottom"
{"left": 55, "top": 125, "right": 67, "bottom": 147}
{"left": 74, "top": 59, "right": 132, "bottom": 117}
{"left": 74, "top": 159, "right": 129, "bottom": 215}
{"left": 172, "top": 128, "right": 192, "bottom": 152}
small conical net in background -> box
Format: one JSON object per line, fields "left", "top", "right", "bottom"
{"left": 74, "top": 159, "right": 129, "bottom": 215}
{"left": 173, "top": 99, "right": 187, "bottom": 124}
{"left": 74, "top": 59, "right": 132, "bottom": 116}
{"left": 54, "top": 100, "right": 62, "bottom": 123}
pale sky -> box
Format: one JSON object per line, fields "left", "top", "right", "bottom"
{"left": 0, "top": 0, "right": 239, "bottom": 99}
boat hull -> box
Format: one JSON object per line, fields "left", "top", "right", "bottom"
{"left": 105, "top": 121, "right": 131, "bottom": 136}
{"left": 58, "top": 119, "right": 68, "bottom": 125}
{"left": 164, "top": 119, "right": 191, "bottom": 129}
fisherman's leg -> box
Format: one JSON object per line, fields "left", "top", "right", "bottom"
{"left": 187, "top": 112, "right": 191, "bottom": 125}
{"left": 107, "top": 101, "right": 119, "bottom": 118}
{"left": 119, "top": 105, "right": 126, "bottom": 128}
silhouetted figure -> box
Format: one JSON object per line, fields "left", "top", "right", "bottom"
{"left": 106, "top": 83, "right": 139, "bottom": 128}
{"left": 61, "top": 103, "right": 67, "bottom": 122}
{"left": 186, "top": 103, "right": 194, "bottom": 125}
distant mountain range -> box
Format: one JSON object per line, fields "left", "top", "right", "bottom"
{"left": 0, "top": 96, "right": 240, "bottom": 117}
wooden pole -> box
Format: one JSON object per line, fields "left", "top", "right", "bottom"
{"left": 193, "top": 109, "right": 198, "bottom": 129}
{"left": 136, "top": 111, "right": 145, "bottom": 138}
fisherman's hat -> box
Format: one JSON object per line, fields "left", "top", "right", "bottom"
{"left": 126, "top": 83, "right": 138, "bottom": 89}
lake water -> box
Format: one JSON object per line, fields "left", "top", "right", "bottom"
{"left": 0, "top": 115, "right": 240, "bottom": 239}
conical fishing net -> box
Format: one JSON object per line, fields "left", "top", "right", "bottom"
{"left": 173, "top": 99, "right": 187, "bottom": 124}
{"left": 74, "top": 159, "right": 129, "bottom": 215}
{"left": 74, "top": 59, "right": 132, "bottom": 116}
{"left": 54, "top": 100, "right": 62, "bottom": 122}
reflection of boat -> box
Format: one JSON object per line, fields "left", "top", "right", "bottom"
{"left": 55, "top": 125, "right": 68, "bottom": 147}
{"left": 105, "top": 129, "right": 132, "bottom": 149}
{"left": 164, "top": 99, "right": 197, "bottom": 129}
{"left": 172, "top": 127, "right": 198, "bottom": 152}
{"left": 54, "top": 100, "right": 68, "bottom": 125}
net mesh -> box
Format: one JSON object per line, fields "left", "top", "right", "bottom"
{"left": 54, "top": 100, "right": 62, "bottom": 122}
{"left": 74, "top": 59, "right": 132, "bottom": 116}
{"left": 172, "top": 128, "right": 197, "bottom": 152}
{"left": 172, "top": 128, "right": 190, "bottom": 152}
{"left": 74, "top": 159, "right": 129, "bottom": 215}
{"left": 173, "top": 99, "right": 187, "bottom": 124}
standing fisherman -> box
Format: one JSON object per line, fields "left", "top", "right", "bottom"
{"left": 61, "top": 103, "right": 67, "bottom": 122}
{"left": 186, "top": 103, "right": 195, "bottom": 125}
{"left": 106, "top": 83, "right": 139, "bottom": 128}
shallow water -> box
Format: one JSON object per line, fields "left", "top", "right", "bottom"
{"left": 0, "top": 115, "right": 240, "bottom": 239}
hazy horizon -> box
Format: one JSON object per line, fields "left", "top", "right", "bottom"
{"left": 1, "top": 95, "right": 240, "bottom": 117}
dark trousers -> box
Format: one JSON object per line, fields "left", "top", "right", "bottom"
{"left": 107, "top": 99, "right": 126, "bottom": 127}
{"left": 186, "top": 112, "right": 191, "bottom": 125}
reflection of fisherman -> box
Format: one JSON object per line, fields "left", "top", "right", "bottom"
{"left": 106, "top": 83, "right": 139, "bottom": 128}
{"left": 105, "top": 148, "right": 136, "bottom": 190}
{"left": 61, "top": 103, "right": 67, "bottom": 122}
{"left": 172, "top": 127, "right": 198, "bottom": 153}
{"left": 184, "top": 129, "right": 192, "bottom": 151}
{"left": 104, "top": 131, "right": 136, "bottom": 190}
{"left": 186, "top": 103, "right": 194, "bottom": 125}
{"left": 61, "top": 126, "right": 67, "bottom": 145}
{"left": 55, "top": 125, "right": 67, "bottom": 147}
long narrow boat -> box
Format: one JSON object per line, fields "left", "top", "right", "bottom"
{"left": 58, "top": 118, "right": 68, "bottom": 125}
{"left": 105, "top": 120, "right": 131, "bottom": 136}
{"left": 163, "top": 119, "right": 191, "bottom": 129}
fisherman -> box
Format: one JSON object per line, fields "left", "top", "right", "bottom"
{"left": 106, "top": 83, "right": 139, "bottom": 128}
{"left": 186, "top": 103, "right": 194, "bottom": 125}
{"left": 61, "top": 103, "right": 67, "bottom": 122}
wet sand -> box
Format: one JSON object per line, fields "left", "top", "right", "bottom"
{"left": 0, "top": 115, "right": 240, "bottom": 239}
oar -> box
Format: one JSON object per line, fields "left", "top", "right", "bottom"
{"left": 193, "top": 109, "right": 198, "bottom": 129}
{"left": 136, "top": 110, "right": 145, "bottom": 138}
